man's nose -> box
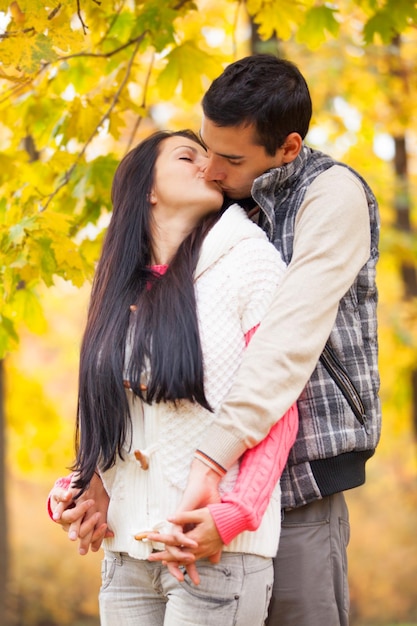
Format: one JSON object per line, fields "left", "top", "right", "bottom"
{"left": 203, "top": 158, "right": 226, "bottom": 182}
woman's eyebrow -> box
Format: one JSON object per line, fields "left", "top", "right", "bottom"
{"left": 171, "top": 144, "right": 199, "bottom": 153}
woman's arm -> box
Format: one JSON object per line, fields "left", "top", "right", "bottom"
{"left": 148, "top": 324, "right": 298, "bottom": 567}
{"left": 209, "top": 401, "right": 298, "bottom": 544}
{"left": 148, "top": 401, "right": 298, "bottom": 578}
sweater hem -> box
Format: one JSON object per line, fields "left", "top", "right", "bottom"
{"left": 310, "top": 449, "right": 375, "bottom": 497}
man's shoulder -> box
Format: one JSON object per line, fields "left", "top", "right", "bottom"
{"left": 308, "top": 163, "right": 367, "bottom": 198}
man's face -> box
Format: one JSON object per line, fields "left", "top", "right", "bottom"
{"left": 200, "top": 115, "right": 286, "bottom": 199}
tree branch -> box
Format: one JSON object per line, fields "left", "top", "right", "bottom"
{"left": 98, "top": 0, "right": 126, "bottom": 45}
{"left": 48, "top": 4, "right": 62, "bottom": 20}
{"left": 0, "top": 27, "right": 35, "bottom": 39}
{"left": 41, "top": 39, "right": 145, "bottom": 211}
{"left": 124, "top": 51, "right": 154, "bottom": 154}
{"left": 56, "top": 31, "right": 149, "bottom": 61}
{"left": 76, "top": 0, "right": 104, "bottom": 34}
{"left": 0, "top": 30, "right": 148, "bottom": 106}
{"left": 77, "top": 0, "right": 89, "bottom": 35}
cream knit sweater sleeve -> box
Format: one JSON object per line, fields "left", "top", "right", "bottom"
{"left": 197, "top": 166, "right": 371, "bottom": 469}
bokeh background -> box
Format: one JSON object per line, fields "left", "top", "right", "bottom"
{"left": 1, "top": 1, "right": 416, "bottom": 624}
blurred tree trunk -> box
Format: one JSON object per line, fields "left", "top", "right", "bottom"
{"left": 390, "top": 35, "right": 417, "bottom": 440}
{"left": 250, "top": 15, "right": 280, "bottom": 55}
{"left": 393, "top": 136, "right": 417, "bottom": 438}
{"left": 0, "top": 359, "right": 9, "bottom": 624}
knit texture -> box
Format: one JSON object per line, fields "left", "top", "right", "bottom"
{"left": 101, "top": 204, "right": 287, "bottom": 559}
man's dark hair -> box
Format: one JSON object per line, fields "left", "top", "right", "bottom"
{"left": 202, "top": 54, "right": 312, "bottom": 156}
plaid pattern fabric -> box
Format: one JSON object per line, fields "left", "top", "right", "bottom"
{"left": 253, "top": 146, "right": 381, "bottom": 509}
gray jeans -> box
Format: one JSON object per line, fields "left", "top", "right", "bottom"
{"left": 266, "top": 492, "right": 350, "bottom": 626}
{"left": 99, "top": 551, "right": 273, "bottom": 626}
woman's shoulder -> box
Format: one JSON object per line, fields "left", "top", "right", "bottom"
{"left": 226, "top": 230, "right": 286, "bottom": 271}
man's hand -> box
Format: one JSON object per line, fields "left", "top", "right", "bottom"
{"left": 51, "top": 473, "right": 113, "bottom": 555}
{"left": 147, "top": 507, "right": 224, "bottom": 585}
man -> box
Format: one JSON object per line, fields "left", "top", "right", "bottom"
{"left": 52, "top": 55, "right": 381, "bottom": 625}
{"left": 150, "top": 54, "right": 381, "bottom": 625}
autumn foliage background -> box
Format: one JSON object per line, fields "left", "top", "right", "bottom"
{"left": 1, "top": 1, "right": 417, "bottom": 625}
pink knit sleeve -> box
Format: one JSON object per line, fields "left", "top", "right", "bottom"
{"left": 47, "top": 474, "right": 74, "bottom": 521}
{"left": 207, "top": 325, "right": 299, "bottom": 545}
{"left": 208, "top": 403, "right": 298, "bottom": 544}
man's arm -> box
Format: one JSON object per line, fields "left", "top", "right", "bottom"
{"left": 196, "top": 167, "right": 371, "bottom": 470}
{"left": 208, "top": 401, "right": 298, "bottom": 544}
{"left": 147, "top": 400, "right": 298, "bottom": 575}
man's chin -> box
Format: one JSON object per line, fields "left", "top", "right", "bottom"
{"left": 223, "top": 190, "right": 250, "bottom": 201}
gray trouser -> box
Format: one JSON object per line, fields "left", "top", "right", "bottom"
{"left": 99, "top": 551, "right": 273, "bottom": 626}
{"left": 266, "top": 492, "right": 350, "bottom": 626}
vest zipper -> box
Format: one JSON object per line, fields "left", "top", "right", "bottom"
{"left": 319, "top": 345, "right": 369, "bottom": 433}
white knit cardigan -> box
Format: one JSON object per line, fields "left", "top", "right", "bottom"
{"left": 101, "top": 204, "right": 286, "bottom": 560}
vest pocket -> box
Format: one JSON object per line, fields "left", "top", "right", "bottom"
{"left": 320, "top": 345, "right": 368, "bottom": 433}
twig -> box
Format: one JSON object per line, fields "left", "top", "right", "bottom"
{"left": 41, "top": 38, "right": 143, "bottom": 211}
{"left": 0, "top": 30, "right": 148, "bottom": 106}
{"left": 124, "top": 52, "right": 154, "bottom": 153}
{"left": 98, "top": 0, "right": 125, "bottom": 45}
{"left": 76, "top": 0, "right": 102, "bottom": 34}
{"left": 56, "top": 32, "right": 149, "bottom": 61}
{"left": 0, "top": 27, "right": 35, "bottom": 39}
{"left": 77, "top": 0, "right": 88, "bottom": 34}
{"left": 0, "top": 76, "right": 33, "bottom": 104}
{"left": 48, "top": 4, "right": 62, "bottom": 20}
{"left": 173, "top": 0, "right": 194, "bottom": 10}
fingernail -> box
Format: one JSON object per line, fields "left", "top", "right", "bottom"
{"left": 69, "top": 531, "right": 77, "bottom": 541}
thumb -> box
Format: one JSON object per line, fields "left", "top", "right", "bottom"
{"left": 168, "top": 510, "right": 203, "bottom": 526}
{"left": 208, "top": 549, "right": 222, "bottom": 564}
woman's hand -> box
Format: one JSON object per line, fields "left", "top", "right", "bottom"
{"left": 50, "top": 473, "right": 113, "bottom": 555}
{"left": 147, "top": 507, "right": 223, "bottom": 584}
{"left": 147, "top": 458, "right": 224, "bottom": 586}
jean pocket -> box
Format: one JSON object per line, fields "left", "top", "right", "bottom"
{"left": 100, "top": 555, "right": 118, "bottom": 591}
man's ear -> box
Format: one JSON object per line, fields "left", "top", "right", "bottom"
{"left": 282, "top": 132, "right": 303, "bottom": 163}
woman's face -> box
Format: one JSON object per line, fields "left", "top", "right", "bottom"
{"left": 150, "top": 135, "right": 224, "bottom": 218}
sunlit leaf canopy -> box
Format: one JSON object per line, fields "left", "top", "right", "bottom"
{"left": 0, "top": 0, "right": 417, "bottom": 358}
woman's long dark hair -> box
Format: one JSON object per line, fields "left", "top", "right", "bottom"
{"left": 73, "top": 130, "right": 221, "bottom": 491}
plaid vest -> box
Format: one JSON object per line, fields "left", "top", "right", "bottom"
{"left": 253, "top": 146, "right": 381, "bottom": 509}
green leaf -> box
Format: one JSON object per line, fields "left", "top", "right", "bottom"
{"left": 7, "top": 216, "right": 37, "bottom": 246}
{"left": 363, "top": 11, "right": 397, "bottom": 44}
{"left": 12, "top": 288, "right": 47, "bottom": 334}
{"left": 135, "top": 2, "right": 177, "bottom": 51}
{"left": 31, "top": 33, "right": 59, "bottom": 67}
{"left": 0, "top": 315, "right": 18, "bottom": 358}
{"left": 157, "top": 41, "right": 222, "bottom": 102}
{"left": 296, "top": 6, "right": 340, "bottom": 49}
{"left": 247, "top": 0, "right": 303, "bottom": 41}
{"left": 363, "top": 0, "right": 417, "bottom": 44}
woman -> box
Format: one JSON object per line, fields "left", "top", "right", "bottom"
{"left": 49, "top": 130, "right": 298, "bottom": 626}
